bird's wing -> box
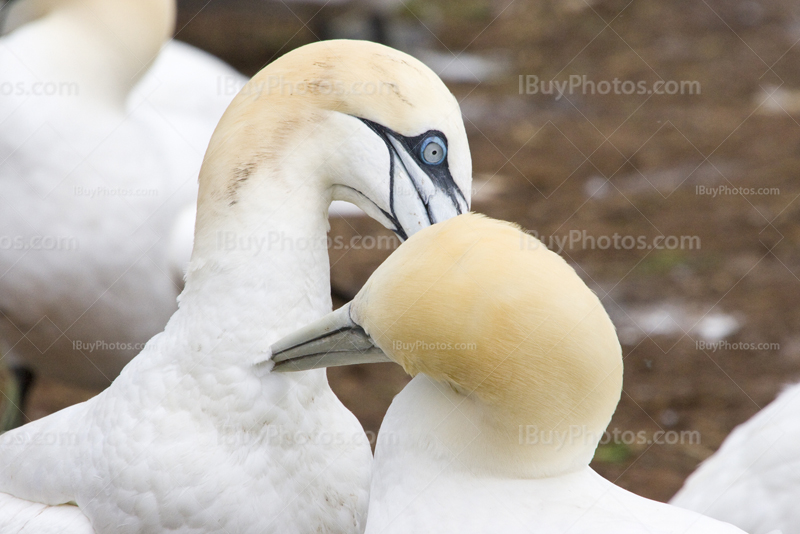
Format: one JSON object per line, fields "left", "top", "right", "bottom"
{"left": 0, "top": 493, "right": 93, "bottom": 533}
{"left": 0, "top": 402, "right": 89, "bottom": 506}
{"left": 670, "top": 384, "right": 800, "bottom": 533}
{"left": 128, "top": 40, "right": 243, "bottom": 125}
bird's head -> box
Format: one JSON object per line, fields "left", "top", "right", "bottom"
{"left": 271, "top": 214, "right": 623, "bottom": 477}
{"left": 194, "top": 39, "right": 470, "bottom": 251}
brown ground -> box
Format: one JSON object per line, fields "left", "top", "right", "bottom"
{"left": 26, "top": 0, "right": 800, "bottom": 504}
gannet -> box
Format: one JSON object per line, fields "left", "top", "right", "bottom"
{"left": 670, "top": 384, "right": 800, "bottom": 534}
{"left": 0, "top": 39, "right": 471, "bottom": 533}
{"left": 0, "top": 0, "right": 371, "bottom": 409}
{"left": 271, "top": 213, "right": 748, "bottom": 534}
{"left": 0, "top": 0, "right": 202, "bottom": 397}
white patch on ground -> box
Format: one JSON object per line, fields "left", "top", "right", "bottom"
{"left": 582, "top": 161, "right": 737, "bottom": 199}
{"left": 471, "top": 173, "right": 509, "bottom": 204}
{"left": 415, "top": 50, "right": 512, "bottom": 84}
{"left": 755, "top": 85, "right": 800, "bottom": 115}
{"left": 602, "top": 300, "right": 741, "bottom": 345}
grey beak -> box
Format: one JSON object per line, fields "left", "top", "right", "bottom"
{"left": 270, "top": 303, "right": 391, "bottom": 372}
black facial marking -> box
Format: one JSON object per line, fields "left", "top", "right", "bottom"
{"left": 358, "top": 118, "right": 468, "bottom": 233}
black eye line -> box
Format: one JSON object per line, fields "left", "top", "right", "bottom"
{"left": 356, "top": 117, "right": 468, "bottom": 223}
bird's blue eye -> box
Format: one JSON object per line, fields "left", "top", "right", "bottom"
{"left": 420, "top": 136, "right": 446, "bottom": 165}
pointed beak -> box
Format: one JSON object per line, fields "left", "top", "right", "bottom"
{"left": 270, "top": 303, "right": 391, "bottom": 372}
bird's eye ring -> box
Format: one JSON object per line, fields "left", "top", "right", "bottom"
{"left": 420, "top": 136, "right": 446, "bottom": 165}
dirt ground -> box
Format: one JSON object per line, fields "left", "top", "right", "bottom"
{"left": 26, "top": 0, "right": 800, "bottom": 504}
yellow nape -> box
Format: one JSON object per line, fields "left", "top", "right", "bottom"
{"left": 352, "top": 213, "right": 623, "bottom": 474}
{"left": 196, "top": 39, "right": 466, "bottom": 214}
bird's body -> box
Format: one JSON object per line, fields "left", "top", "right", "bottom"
{"left": 671, "top": 384, "right": 800, "bottom": 534}
{"left": 0, "top": 0, "right": 192, "bottom": 389}
{"left": 0, "top": 0, "right": 367, "bottom": 394}
{"left": 366, "top": 376, "right": 747, "bottom": 534}
{"left": 271, "top": 214, "right": 747, "bottom": 534}
{"left": 0, "top": 493, "right": 93, "bottom": 533}
{"left": 0, "top": 194, "right": 373, "bottom": 531}
{"left": 0, "top": 38, "right": 471, "bottom": 532}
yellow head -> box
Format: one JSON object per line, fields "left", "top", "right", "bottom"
{"left": 351, "top": 214, "right": 622, "bottom": 474}
{"left": 193, "top": 40, "right": 471, "bottom": 257}
{"left": 272, "top": 213, "right": 622, "bottom": 476}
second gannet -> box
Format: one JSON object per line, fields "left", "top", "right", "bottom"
{"left": 271, "top": 213, "right": 748, "bottom": 534}
{"left": 0, "top": 0, "right": 203, "bottom": 400}
{"left": 670, "top": 385, "right": 800, "bottom": 534}
{"left": 0, "top": 39, "right": 470, "bottom": 533}
{"left": 0, "top": 0, "right": 370, "bottom": 421}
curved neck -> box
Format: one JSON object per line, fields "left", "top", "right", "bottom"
{"left": 378, "top": 375, "right": 603, "bottom": 480}
{"left": 179, "top": 167, "right": 334, "bottom": 363}
{"left": 4, "top": 0, "right": 175, "bottom": 106}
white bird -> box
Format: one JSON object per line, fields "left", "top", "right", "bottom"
{"left": 0, "top": 0, "right": 208, "bottom": 396}
{"left": 670, "top": 385, "right": 800, "bottom": 534}
{"left": 0, "top": 39, "right": 471, "bottom": 533}
{"left": 271, "top": 213, "right": 749, "bottom": 534}
{"left": 0, "top": 493, "right": 93, "bottom": 533}
{"left": 0, "top": 0, "right": 353, "bottom": 407}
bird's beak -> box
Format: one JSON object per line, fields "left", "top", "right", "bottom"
{"left": 270, "top": 303, "right": 390, "bottom": 372}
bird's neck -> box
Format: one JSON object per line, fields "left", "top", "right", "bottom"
{"left": 4, "top": 0, "right": 175, "bottom": 107}
{"left": 176, "top": 168, "right": 334, "bottom": 367}
{"left": 377, "top": 375, "right": 601, "bottom": 480}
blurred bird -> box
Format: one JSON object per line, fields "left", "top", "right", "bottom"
{"left": 0, "top": 0, "right": 195, "bottom": 418}
{"left": 670, "top": 385, "right": 800, "bottom": 534}
{"left": 0, "top": 39, "right": 471, "bottom": 533}
{"left": 0, "top": 0, "right": 355, "bottom": 423}
{"left": 271, "top": 213, "right": 750, "bottom": 534}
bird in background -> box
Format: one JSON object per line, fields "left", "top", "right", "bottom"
{"left": 670, "top": 382, "right": 800, "bottom": 534}
{"left": 271, "top": 212, "right": 759, "bottom": 534}
{"left": 0, "top": 0, "right": 233, "bottom": 420}
{"left": 0, "top": 0, "right": 359, "bottom": 427}
{"left": 0, "top": 39, "right": 471, "bottom": 533}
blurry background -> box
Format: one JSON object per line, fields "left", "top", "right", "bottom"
{"left": 25, "top": 0, "right": 800, "bottom": 503}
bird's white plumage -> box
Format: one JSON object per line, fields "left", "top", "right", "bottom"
{"left": 0, "top": 0, "right": 357, "bottom": 391}
{"left": 0, "top": 37, "right": 471, "bottom": 532}
{"left": 671, "top": 384, "right": 800, "bottom": 534}
{"left": 0, "top": 493, "right": 93, "bottom": 533}
{"left": 0, "top": 0, "right": 240, "bottom": 390}
{"left": 293, "top": 214, "right": 747, "bottom": 534}
{"left": 367, "top": 376, "right": 746, "bottom": 534}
